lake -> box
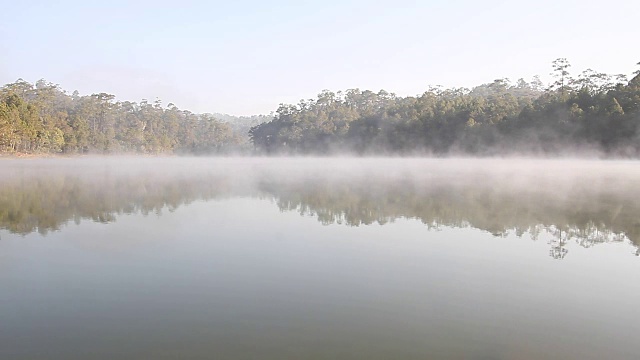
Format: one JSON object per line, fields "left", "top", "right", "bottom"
{"left": 1, "top": 157, "right": 639, "bottom": 359}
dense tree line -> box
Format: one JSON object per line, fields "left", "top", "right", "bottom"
{"left": 2, "top": 59, "right": 639, "bottom": 156}
{"left": 250, "top": 59, "right": 640, "bottom": 156}
{"left": 0, "top": 80, "right": 251, "bottom": 154}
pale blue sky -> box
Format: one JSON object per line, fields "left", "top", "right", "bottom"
{"left": 1, "top": 0, "right": 638, "bottom": 115}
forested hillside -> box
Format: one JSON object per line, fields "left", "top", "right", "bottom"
{"left": 0, "top": 81, "right": 259, "bottom": 154}
{"left": 2, "top": 59, "right": 639, "bottom": 156}
{"left": 251, "top": 59, "right": 640, "bottom": 156}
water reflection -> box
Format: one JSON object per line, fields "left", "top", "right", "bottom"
{"left": 2, "top": 158, "right": 639, "bottom": 259}
{"left": 0, "top": 162, "right": 232, "bottom": 234}
{"left": 258, "top": 171, "right": 640, "bottom": 259}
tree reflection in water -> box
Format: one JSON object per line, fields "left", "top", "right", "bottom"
{"left": 1, "top": 158, "right": 639, "bottom": 259}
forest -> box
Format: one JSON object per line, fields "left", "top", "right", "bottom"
{"left": 1, "top": 59, "right": 639, "bottom": 156}
{"left": 0, "top": 81, "right": 270, "bottom": 154}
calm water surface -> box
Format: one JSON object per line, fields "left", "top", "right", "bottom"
{"left": 1, "top": 158, "right": 639, "bottom": 359}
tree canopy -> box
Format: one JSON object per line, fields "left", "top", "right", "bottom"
{"left": 250, "top": 59, "right": 640, "bottom": 156}
{"left": 0, "top": 80, "right": 252, "bottom": 154}
{"left": 2, "top": 59, "right": 639, "bottom": 156}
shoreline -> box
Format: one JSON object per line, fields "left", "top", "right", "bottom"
{"left": 0, "top": 152, "right": 178, "bottom": 159}
{"left": 1, "top": 153, "right": 638, "bottom": 161}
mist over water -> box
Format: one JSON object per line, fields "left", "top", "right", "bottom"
{"left": 1, "top": 157, "right": 640, "bottom": 359}
{"left": 2, "top": 157, "right": 640, "bottom": 253}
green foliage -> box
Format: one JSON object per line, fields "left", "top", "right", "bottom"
{"left": 2, "top": 59, "right": 639, "bottom": 156}
{"left": 250, "top": 60, "right": 640, "bottom": 156}
{"left": 0, "top": 82, "right": 253, "bottom": 155}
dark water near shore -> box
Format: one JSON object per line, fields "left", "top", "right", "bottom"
{"left": 1, "top": 158, "right": 639, "bottom": 359}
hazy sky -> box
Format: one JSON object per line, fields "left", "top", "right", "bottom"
{"left": 1, "top": 0, "right": 638, "bottom": 115}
